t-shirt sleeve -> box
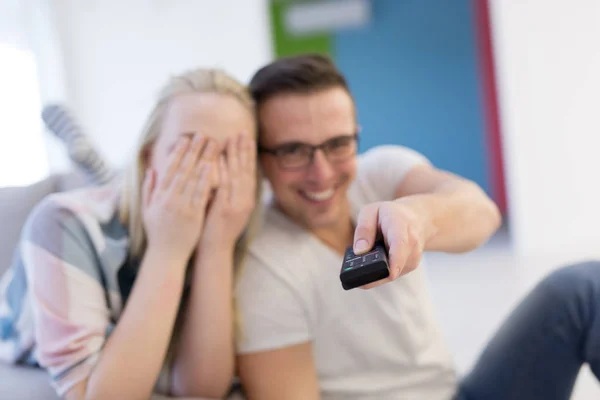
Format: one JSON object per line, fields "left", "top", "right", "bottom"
{"left": 20, "top": 197, "right": 111, "bottom": 396}
{"left": 236, "top": 252, "right": 312, "bottom": 354}
{"left": 356, "top": 145, "right": 431, "bottom": 202}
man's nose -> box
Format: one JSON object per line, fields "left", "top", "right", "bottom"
{"left": 306, "top": 149, "right": 335, "bottom": 181}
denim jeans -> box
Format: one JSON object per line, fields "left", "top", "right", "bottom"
{"left": 456, "top": 261, "right": 600, "bottom": 400}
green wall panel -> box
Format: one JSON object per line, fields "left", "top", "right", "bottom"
{"left": 270, "top": 1, "right": 332, "bottom": 57}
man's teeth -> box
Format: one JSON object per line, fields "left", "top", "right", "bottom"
{"left": 303, "top": 189, "right": 335, "bottom": 201}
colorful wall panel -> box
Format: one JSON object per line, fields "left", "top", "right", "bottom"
{"left": 269, "top": 0, "right": 506, "bottom": 213}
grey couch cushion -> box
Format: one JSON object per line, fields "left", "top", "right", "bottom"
{"left": 0, "top": 362, "right": 61, "bottom": 400}
{"left": 0, "top": 173, "right": 86, "bottom": 278}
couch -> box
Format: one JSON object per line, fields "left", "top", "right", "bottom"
{"left": 0, "top": 173, "right": 242, "bottom": 399}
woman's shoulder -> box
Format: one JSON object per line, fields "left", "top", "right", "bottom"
{"left": 22, "top": 182, "right": 124, "bottom": 254}
{"left": 28, "top": 183, "right": 121, "bottom": 227}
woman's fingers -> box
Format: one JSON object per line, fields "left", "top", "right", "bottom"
{"left": 183, "top": 158, "right": 206, "bottom": 199}
{"left": 248, "top": 136, "right": 257, "bottom": 175}
{"left": 160, "top": 136, "right": 190, "bottom": 190}
{"left": 157, "top": 134, "right": 254, "bottom": 211}
{"left": 192, "top": 163, "right": 213, "bottom": 209}
{"left": 239, "top": 134, "right": 249, "bottom": 169}
{"left": 199, "top": 137, "right": 219, "bottom": 162}
{"left": 182, "top": 139, "right": 218, "bottom": 200}
{"left": 229, "top": 135, "right": 255, "bottom": 204}
{"left": 240, "top": 135, "right": 257, "bottom": 177}
{"left": 244, "top": 136, "right": 257, "bottom": 194}
{"left": 215, "top": 154, "right": 231, "bottom": 203}
{"left": 142, "top": 168, "right": 155, "bottom": 208}
{"left": 227, "top": 136, "right": 240, "bottom": 177}
{"left": 170, "top": 135, "right": 206, "bottom": 193}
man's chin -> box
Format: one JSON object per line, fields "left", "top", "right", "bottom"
{"left": 277, "top": 197, "right": 347, "bottom": 230}
{"left": 303, "top": 209, "right": 343, "bottom": 230}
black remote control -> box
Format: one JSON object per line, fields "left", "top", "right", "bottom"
{"left": 340, "top": 240, "right": 390, "bottom": 290}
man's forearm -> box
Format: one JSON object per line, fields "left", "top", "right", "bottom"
{"left": 171, "top": 245, "right": 235, "bottom": 398}
{"left": 396, "top": 179, "right": 501, "bottom": 253}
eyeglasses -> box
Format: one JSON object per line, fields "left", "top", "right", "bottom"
{"left": 258, "top": 133, "right": 359, "bottom": 170}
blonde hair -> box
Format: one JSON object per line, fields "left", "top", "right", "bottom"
{"left": 118, "top": 68, "right": 262, "bottom": 353}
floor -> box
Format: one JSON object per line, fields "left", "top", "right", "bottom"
{"left": 423, "top": 226, "right": 600, "bottom": 400}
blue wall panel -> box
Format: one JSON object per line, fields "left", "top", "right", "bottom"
{"left": 333, "top": 0, "right": 489, "bottom": 194}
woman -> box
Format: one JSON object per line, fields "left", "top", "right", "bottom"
{"left": 0, "top": 68, "right": 260, "bottom": 399}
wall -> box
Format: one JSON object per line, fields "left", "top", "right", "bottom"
{"left": 50, "top": 0, "right": 273, "bottom": 170}
{"left": 334, "top": 0, "right": 490, "bottom": 196}
{"left": 0, "top": 1, "right": 51, "bottom": 186}
{"left": 491, "top": 0, "right": 600, "bottom": 259}
{"left": 270, "top": 1, "right": 330, "bottom": 57}
{"left": 270, "top": 0, "right": 498, "bottom": 203}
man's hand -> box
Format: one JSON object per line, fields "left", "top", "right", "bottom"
{"left": 352, "top": 164, "right": 502, "bottom": 289}
{"left": 352, "top": 200, "right": 428, "bottom": 288}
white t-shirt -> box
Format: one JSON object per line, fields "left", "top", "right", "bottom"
{"left": 236, "top": 146, "right": 458, "bottom": 400}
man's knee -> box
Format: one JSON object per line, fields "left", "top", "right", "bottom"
{"left": 537, "top": 260, "right": 600, "bottom": 303}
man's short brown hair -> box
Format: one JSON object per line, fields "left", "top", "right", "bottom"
{"left": 249, "top": 53, "right": 351, "bottom": 108}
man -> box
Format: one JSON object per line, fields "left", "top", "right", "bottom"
{"left": 236, "top": 54, "right": 600, "bottom": 400}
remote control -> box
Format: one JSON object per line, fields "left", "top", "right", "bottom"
{"left": 340, "top": 240, "right": 390, "bottom": 290}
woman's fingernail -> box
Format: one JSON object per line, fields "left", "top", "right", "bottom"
{"left": 209, "top": 140, "right": 221, "bottom": 156}
{"left": 179, "top": 137, "right": 190, "bottom": 147}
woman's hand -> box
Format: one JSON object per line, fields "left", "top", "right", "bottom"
{"left": 200, "top": 134, "right": 257, "bottom": 251}
{"left": 143, "top": 135, "right": 218, "bottom": 260}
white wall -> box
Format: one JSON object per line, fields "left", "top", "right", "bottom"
{"left": 0, "top": 1, "right": 51, "bottom": 187}
{"left": 491, "top": 0, "right": 600, "bottom": 261}
{"left": 49, "top": 0, "right": 273, "bottom": 170}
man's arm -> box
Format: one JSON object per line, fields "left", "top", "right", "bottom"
{"left": 238, "top": 342, "right": 320, "bottom": 400}
{"left": 393, "top": 164, "right": 502, "bottom": 253}
{"left": 353, "top": 164, "right": 501, "bottom": 284}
